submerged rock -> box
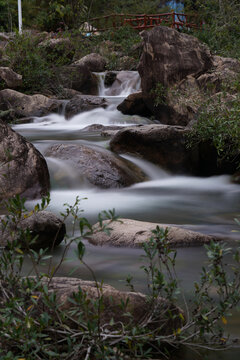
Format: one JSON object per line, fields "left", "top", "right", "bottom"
{"left": 45, "top": 143, "right": 146, "bottom": 188}
{"left": 90, "top": 218, "right": 216, "bottom": 248}
{"left": 0, "top": 120, "right": 50, "bottom": 199}
{"left": 0, "top": 211, "right": 66, "bottom": 250}
{"left": 65, "top": 95, "right": 108, "bottom": 119}
{"left": 0, "top": 89, "right": 62, "bottom": 120}
{"left": 81, "top": 124, "right": 123, "bottom": 133}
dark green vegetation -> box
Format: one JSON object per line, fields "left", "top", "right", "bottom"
{"left": 0, "top": 195, "right": 240, "bottom": 359}
{"left": 0, "top": 0, "right": 169, "bottom": 32}
{"left": 189, "top": 93, "right": 240, "bottom": 170}
{"left": 185, "top": 0, "right": 240, "bottom": 59}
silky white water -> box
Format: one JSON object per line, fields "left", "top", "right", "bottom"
{"left": 12, "top": 71, "right": 240, "bottom": 356}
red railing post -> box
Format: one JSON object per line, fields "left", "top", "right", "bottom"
{"left": 87, "top": 12, "right": 202, "bottom": 33}
{"left": 172, "top": 11, "right": 175, "bottom": 28}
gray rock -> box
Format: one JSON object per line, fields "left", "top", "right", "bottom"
{"left": 44, "top": 276, "right": 183, "bottom": 331}
{"left": 90, "top": 218, "right": 216, "bottom": 248}
{"left": 0, "top": 211, "right": 66, "bottom": 251}
{"left": 110, "top": 124, "right": 196, "bottom": 174}
{"left": 65, "top": 95, "right": 108, "bottom": 119}
{"left": 81, "top": 124, "right": 123, "bottom": 132}
{"left": 73, "top": 53, "right": 106, "bottom": 72}
{"left": 57, "top": 64, "right": 98, "bottom": 95}
{"left": 0, "top": 120, "right": 50, "bottom": 199}
{"left": 0, "top": 89, "right": 63, "bottom": 120}
{"left": 117, "top": 92, "right": 152, "bottom": 117}
{"left": 45, "top": 143, "right": 146, "bottom": 188}
{"left": 0, "top": 67, "right": 22, "bottom": 88}
{"left": 138, "top": 26, "right": 213, "bottom": 92}
{"left": 104, "top": 71, "right": 117, "bottom": 87}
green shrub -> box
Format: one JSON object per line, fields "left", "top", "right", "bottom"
{"left": 189, "top": 93, "right": 240, "bottom": 169}
{"left": 185, "top": 0, "right": 240, "bottom": 60}
{"left": 0, "top": 195, "right": 240, "bottom": 359}
{"left": 6, "top": 34, "right": 53, "bottom": 93}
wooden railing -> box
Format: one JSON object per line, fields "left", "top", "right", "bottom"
{"left": 85, "top": 13, "right": 202, "bottom": 33}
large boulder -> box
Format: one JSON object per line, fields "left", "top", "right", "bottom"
{"left": 45, "top": 143, "right": 146, "bottom": 188}
{"left": 45, "top": 277, "right": 183, "bottom": 331}
{"left": 65, "top": 95, "right": 108, "bottom": 119}
{"left": 138, "top": 26, "right": 213, "bottom": 93}
{"left": 137, "top": 26, "right": 240, "bottom": 125}
{"left": 0, "top": 67, "right": 22, "bottom": 89}
{"left": 109, "top": 124, "right": 232, "bottom": 176}
{"left": 0, "top": 120, "right": 50, "bottom": 199}
{"left": 57, "top": 64, "right": 98, "bottom": 95}
{"left": 90, "top": 218, "right": 216, "bottom": 248}
{"left": 73, "top": 53, "right": 106, "bottom": 72}
{"left": 0, "top": 211, "right": 66, "bottom": 250}
{"left": 0, "top": 89, "right": 62, "bottom": 121}
{"left": 117, "top": 92, "right": 152, "bottom": 117}
{"left": 110, "top": 124, "right": 196, "bottom": 174}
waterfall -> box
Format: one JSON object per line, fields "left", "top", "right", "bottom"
{"left": 95, "top": 71, "right": 141, "bottom": 97}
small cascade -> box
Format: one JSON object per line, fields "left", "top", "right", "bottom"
{"left": 95, "top": 71, "right": 141, "bottom": 97}
{"left": 13, "top": 71, "right": 148, "bottom": 135}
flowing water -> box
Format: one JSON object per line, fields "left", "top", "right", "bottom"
{"left": 13, "top": 71, "right": 240, "bottom": 358}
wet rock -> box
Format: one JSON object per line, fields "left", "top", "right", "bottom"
{"left": 81, "top": 124, "right": 123, "bottom": 132}
{"left": 44, "top": 276, "right": 183, "bottom": 331}
{"left": 0, "top": 67, "right": 22, "bottom": 89}
{"left": 0, "top": 89, "right": 63, "bottom": 120}
{"left": 73, "top": 53, "right": 106, "bottom": 72}
{"left": 110, "top": 124, "right": 196, "bottom": 174}
{"left": 0, "top": 211, "right": 66, "bottom": 251}
{"left": 117, "top": 92, "right": 152, "bottom": 117}
{"left": 110, "top": 124, "right": 237, "bottom": 176}
{"left": 232, "top": 171, "right": 240, "bottom": 184}
{"left": 0, "top": 120, "right": 50, "bottom": 199}
{"left": 45, "top": 143, "right": 146, "bottom": 188}
{"left": 104, "top": 71, "right": 117, "bottom": 87}
{"left": 65, "top": 95, "right": 108, "bottom": 119}
{"left": 90, "top": 218, "right": 216, "bottom": 248}
{"left": 57, "top": 64, "right": 98, "bottom": 95}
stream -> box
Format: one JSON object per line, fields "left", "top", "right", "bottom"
{"left": 13, "top": 71, "right": 240, "bottom": 359}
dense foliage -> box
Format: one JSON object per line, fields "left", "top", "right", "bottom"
{"left": 185, "top": 0, "right": 240, "bottom": 59}
{"left": 189, "top": 93, "right": 240, "bottom": 170}
{"left": 0, "top": 195, "right": 239, "bottom": 359}
{"left": 0, "top": 0, "right": 172, "bottom": 32}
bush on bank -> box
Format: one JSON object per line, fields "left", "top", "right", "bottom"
{"left": 0, "top": 195, "right": 240, "bottom": 359}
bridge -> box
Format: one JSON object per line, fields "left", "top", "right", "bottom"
{"left": 86, "top": 12, "right": 202, "bottom": 33}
